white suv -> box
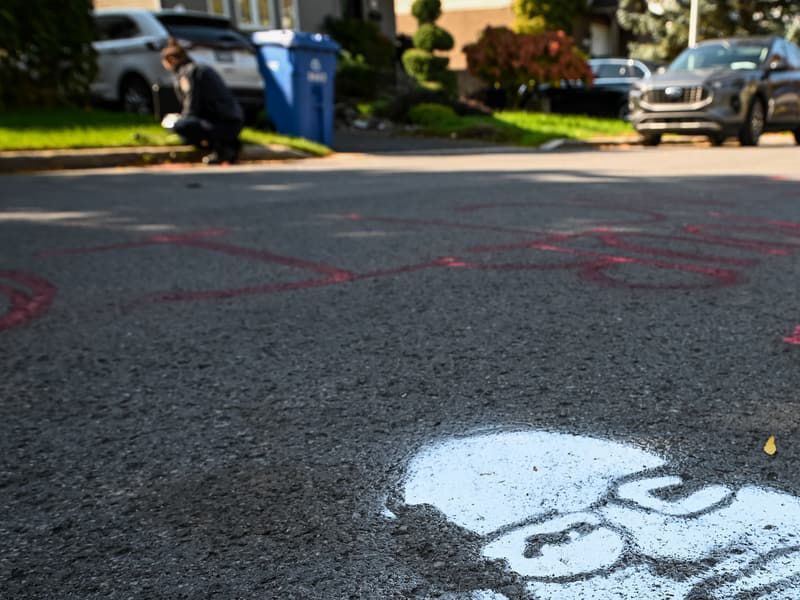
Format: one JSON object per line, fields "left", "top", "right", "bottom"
{"left": 91, "top": 9, "right": 263, "bottom": 118}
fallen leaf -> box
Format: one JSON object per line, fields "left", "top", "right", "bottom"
{"left": 764, "top": 435, "right": 777, "bottom": 456}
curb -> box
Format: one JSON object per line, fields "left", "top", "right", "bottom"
{"left": 540, "top": 133, "right": 795, "bottom": 151}
{"left": 0, "top": 143, "right": 311, "bottom": 173}
{"left": 539, "top": 136, "right": 697, "bottom": 151}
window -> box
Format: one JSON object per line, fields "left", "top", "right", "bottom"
{"left": 280, "top": 0, "right": 297, "bottom": 29}
{"left": 94, "top": 16, "right": 140, "bottom": 41}
{"left": 207, "top": 0, "right": 229, "bottom": 16}
{"left": 236, "top": 0, "right": 272, "bottom": 27}
{"left": 594, "top": 63, "right": 634, "bottom": 79}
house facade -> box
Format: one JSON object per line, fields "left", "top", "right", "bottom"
{"left": 395, "top": 0, "right": 625, "bottom": 70}
{"left": 93, "top": 0, "right": 397, "bottom": 39}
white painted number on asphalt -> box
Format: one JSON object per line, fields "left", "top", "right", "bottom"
{"left": 394, "top": 430, "right": 800, "bottom": 599}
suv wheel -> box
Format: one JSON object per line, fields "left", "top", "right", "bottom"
{"left": 120, "top": 75, "right": 154, "bottom": 116}
{"left": 738, "top": 98, "right": 765, "bottom": 147}
{"left": 641, "top": 133, "right": 662, "bottom": 147}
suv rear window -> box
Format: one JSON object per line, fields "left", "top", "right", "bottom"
{"left": 94, "top": 15, "right": 140, "bottom": 41}
{"left": 156, "top": 15, "right": 252, "bottom": 49}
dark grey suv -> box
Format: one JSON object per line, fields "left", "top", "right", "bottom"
{"left": 629, "top": 37, "right": 800, "bottom": 146}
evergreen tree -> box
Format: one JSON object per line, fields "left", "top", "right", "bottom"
{"left": 617, "top": 0, "right": 800, "bottom": 62}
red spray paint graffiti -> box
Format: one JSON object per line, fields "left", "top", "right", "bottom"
{"left": 0, "top": 271, "right": 56, "bottom": 332}
{"left": 784, "top": 327, "right": 800, "bottom": 345}
{"left": 27, "top": 196, "right": 800, "bottom": 343}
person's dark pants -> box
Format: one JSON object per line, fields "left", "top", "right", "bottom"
{"left": 173, "top": 116, "right": 242, "bottom": 157}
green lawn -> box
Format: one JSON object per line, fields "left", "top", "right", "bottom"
{"left": 408, "top": 103, "right": 635, "bottom": 146}
{"left": 0, "top": 109, "right": 331, "bottom": 156}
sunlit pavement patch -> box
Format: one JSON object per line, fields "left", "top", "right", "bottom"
{"left": 389, "top": 430, "right": 800, "bottom": 599}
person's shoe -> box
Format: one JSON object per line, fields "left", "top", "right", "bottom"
{"left": 202, "top": 151, "right": 225, "bottom": 165}
{"left": 203, "top": 145, "right": 239, "bottom": 165}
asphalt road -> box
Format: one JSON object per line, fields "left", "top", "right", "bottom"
{"left": 2, "top": 142, "right": 800, "bottom": 599}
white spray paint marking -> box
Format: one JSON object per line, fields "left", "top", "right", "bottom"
{"left": 482, "top": 513, "right": 624, "bottom": 578}
{"left": 616, "top": 476, "right": 732, "bottom": 515}
{"left": 470, "top": 591, "right": 511, "bottom": 600}
{"left": 403, "top": 430, "right": 664, "bottom": 535}
{"left": 398, "top": 429, "right": 800, "bottom": 599}
{"left": 526, "top": 566, "right": 694, "bottom": 599}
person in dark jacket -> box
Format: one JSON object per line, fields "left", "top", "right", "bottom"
{"left": 160, "top": 39, "right": 244, "bottom": 165}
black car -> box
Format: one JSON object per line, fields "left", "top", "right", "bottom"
{"left": 547, "top": 58, "right": 658, "bottom": 119}
{"left": 629, "top": 36, "right": 800, "bottom": 146}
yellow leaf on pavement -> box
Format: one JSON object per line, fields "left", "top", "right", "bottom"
{"left": 764, "top": 435, "right": 777, "bottom": 456}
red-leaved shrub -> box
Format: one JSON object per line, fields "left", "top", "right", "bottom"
{"left": 464, "top": 27, "right": 592, "bottom": 105}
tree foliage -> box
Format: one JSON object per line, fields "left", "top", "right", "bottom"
{"left": 464, "top": 27, "right": 592, "bottom": 106}
{"left": 402, "top": 0, "right": 456, "bottom": 96}
{"left": 0, "top": 0, "right": 96, "bottom": 108}
{"left": 617, "top": 0, "right": 800, "bottom": 62}
{"left": 513, "top": 0, "right": 587, "bottom": 35}
{"left": 411, "top": 0, "right": 442, "bottom": 24}
{"left": 323, "top": 16, "right": 395, "bottom": 99}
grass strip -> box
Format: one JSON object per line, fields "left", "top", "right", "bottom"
{"left": 0, "top": 109, "right": 330, "bottom": 157}
{"left": 408, "top": 103, "right": 634, "bottom": 146}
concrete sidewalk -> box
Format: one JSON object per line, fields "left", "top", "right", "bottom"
{"left": 0, "top": 143, "right": 311, "bottom": 173}
{"left": 2, "top": 132, "right": 793, "bottom": 173}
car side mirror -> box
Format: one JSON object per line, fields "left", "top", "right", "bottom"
{"left": 768, "top": 56, "right": 789, "bottom": 72}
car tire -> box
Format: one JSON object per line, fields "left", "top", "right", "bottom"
{"left": 641, "top": 133, "right": 662, "bottom": 147}
{"left": 709, "top": 134, "right": 726, "bottom": 147}
{"left": 617, "top": 102, "right": 630, "bottom": 121}
{"left": 738, "top": 98, "right": 765, "bottom": 147}
{"left": 120, "top": 75, "right": 154, "bottom": 116}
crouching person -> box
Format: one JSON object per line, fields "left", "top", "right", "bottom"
{"left": 160, "top": 39, "right": 244, "bottom": 165}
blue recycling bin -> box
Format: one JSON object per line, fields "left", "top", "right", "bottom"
{"left": 252, "top": 30, "right": 340, "bottom": 146}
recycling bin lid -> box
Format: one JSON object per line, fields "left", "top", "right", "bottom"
{"left": 251, "top": 30, "right": 340, "bottom": 52}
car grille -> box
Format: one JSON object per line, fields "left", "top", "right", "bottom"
{"left": 644, "top": 86, "right": 708, "bottom": 104}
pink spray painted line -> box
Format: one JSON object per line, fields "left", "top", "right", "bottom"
{"left": 784, "top": 326, "right": 800, "bottom": 345}
{"left": 464, "top": 238, "right": 741, "bottom": 290}
{"left": 343, "top": 212, "right": 547, "bottom": 236}
{"left": 0, "top": 271, "right": 57, "bottom": 331}
{"left": 39, "top": 229, "right": 356, "bottom": 306}
{"left": 36, "top": 228, "right": 229, "bottom": 257}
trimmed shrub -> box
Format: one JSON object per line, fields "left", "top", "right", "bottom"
{"left": 408, "top": 103, "right": 458, "bottom": 127}
{"left": 402, "top": 0, "right": 455, "bottom": 98}
{"left": 402, "top": 50, "right": 449, "bottom": 81}
{"left": 411, "top": 0, "right": 442, "bottom": 24}
{"left": 336, "top": 52, "right": 382, "bottom": 99}
{"left": 323, "top": 17, "right": 395, "bottom": 100}
{"left": 413, "top": 23, "right": 455, "bottom": 52}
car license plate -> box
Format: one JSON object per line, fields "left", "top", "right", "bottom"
{"left": 214, "top": 50, "right": 234, "bottom": 63}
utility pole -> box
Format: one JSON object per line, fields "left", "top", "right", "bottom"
{"left": 688, "top": 0, "right": 699, "bottom": 47}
